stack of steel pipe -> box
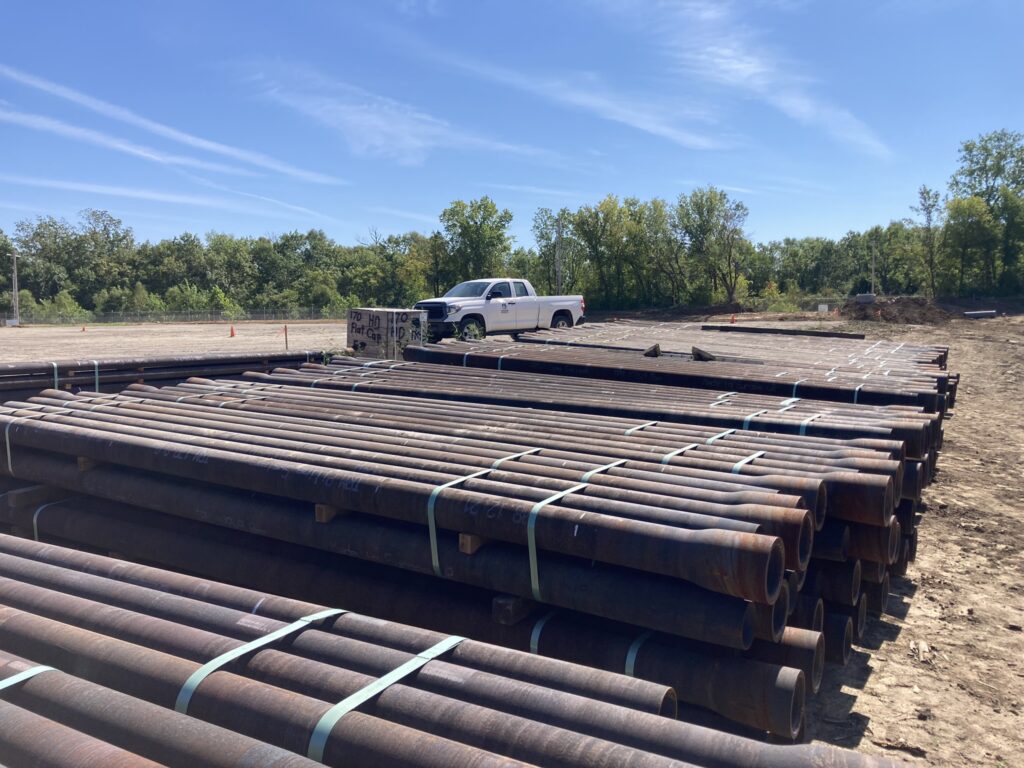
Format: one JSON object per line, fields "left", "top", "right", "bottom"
{"left": 404, "top": 341, "right": 950, "bottom": 413}
{"left": 516, "top": 320, "right": 949, "bottom": 371}
{"left": 12, "top": 377, "right": 923, "bottom": 543}
{"left": 0, "top": 473, "right": 906, "bottom": 742}
{"left": 1, "top": 387, "right": 817, "bottom": 645}
{"left": 0, "top": 491, "right": 809, "bottom": 740}
{"left": 0, "top": 646, "right": 324, "bottom": 767}
{"left": 236, "top": 370, "right": 927, "bottom": 509}
{"left": 276, "top": 357, "right": 942, "bottom": 459}
{"left": 516, "top": 321, "right": 957, "bottom": 408}
{"left": 0, "top": 319, "right": 952, "bottom": 756}
{"left": 0, "top": 372, "right": 930, "bottom": 723}
{"left": 0, "top": 501, "right": 905, "bottom": 765}
{"left": 0, "top": 351, "right": 326, "bottom": 402}
{"left": 698, "top": 325, "right": 868, "bottom": 340}
{"left": 0, "top": 531, "right": 905, "bottom": 767}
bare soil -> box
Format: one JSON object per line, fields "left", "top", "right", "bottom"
{"left": 0, "top": 320, "right": 348, "bottom": 361}
{"left": 840, "top": 297, "right": 954, "bottom": 325}
{"left": 807, "top": 316, "right": 1024, "bottom": 767}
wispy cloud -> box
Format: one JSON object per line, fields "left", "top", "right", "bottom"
{"left": 0, "top": 107, "right": 256, "bottom": 176}
{"left": 759, "top": 175, "right": 834, "bottom": 195}
{"left": 429, "top": 52, "right": 722, "bottom": 151}
{"left": 484, "top": 183, "right": 584, "bottom": 198}
{"left": 676, "top": 178, "right": 756, "bottom": 193}
{"left": 248, "top": 64, "right": 554, "bottom": 165}
{"left": 719, "top": 184, "right": 758, "bottom": 195}
{"left": 181, "top": 173, "right": 340, "bottom": 222}
{"left": 0, "top": 173, "right": 301, "bottom": 218}
{"left": 392, "top": 0, "right": 442, "bottom": 17}
{"left": 0, "top": 200, "right": 53, "bottom": 215}
{"left": 677, "top": 175, "right": 831, "bottom": 197}
{"left": 0, "top": 63, "right": 344, "bottom": 183}
{"left": 366, "top": 205, "right": 437, "bottom": 225}
{"left": 600, "top": 1, "right": 891, "bottom": 158}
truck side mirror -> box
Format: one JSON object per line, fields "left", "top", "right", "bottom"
{"left": 485, "top": 291, "right": 496, "bottom": 300}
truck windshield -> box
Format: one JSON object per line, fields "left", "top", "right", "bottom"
{"left": 443, "top": 281, "right": 491, "bottom": 298}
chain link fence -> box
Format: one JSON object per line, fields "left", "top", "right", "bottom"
{"left": 1, "top": 307, "right": 349, "bottom": 325}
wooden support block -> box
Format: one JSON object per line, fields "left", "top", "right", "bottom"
{"left": 77, "top": 457, "right": 101, "bottom": 472}
{"left": 314, "top": 504, "right": 348, "bottom": 523}
{"left": 459, "top": 533, "right": 489, "bottom": 555}
{"left": 4, "top": 484, "right": 69, "bottom": 509}
{"left": 492, "top": 594, "right": 538, "bottom": 626}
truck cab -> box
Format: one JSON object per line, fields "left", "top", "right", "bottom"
{"left": 414, "top": 278, "right": 585, "bottom": 340}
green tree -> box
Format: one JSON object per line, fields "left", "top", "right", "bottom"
{"left": 75, "top": 209, "right": 135, "bottom": 304}
{"left": 994, "top": 186, "right": 1024, "bottom": 292}
{"left": 140, "top": 234, "right": 208, "bottom": 297}
{"left": 950, "top": 130, "right": 1024, "bottom": 205}
{"left": 945, "top": 196, "right": 999, "bottom": 295}
{"left": 13, "top": 215, "right": 75, "bottom": 299}
{"left": 11, "top": 211, "right": 135, "bottom": 309}
{"left": 911, "top": 185, "right": 944, "bottom": 297}
{"left": 674, "top": 187, "right": 752, "bottom": 303}
{"left": 164, "top": 281, "right": 210, "bottom": 312}
{"left": 712, "top": 198, "right": 752, "bottom": 304}
{"left": 622, "top": 198, "right": 667, "bottom": 307}
{"left": 415, "top": 231, "right": 454, "bottom": 297}
{"left": 504, "top": 246, "right": 541, "bottom": 285}
{"left": 208, "top": 285, "right": 245, "bottom": 319}
{"left": 377, "top": 232, "right": 428, "bottom": 307}
{"left": 0, "top": 230, "right": 10, "bottom": 312}
{"left": 950, "top": 130, "right": 1024, "bottom": 292}
{"left": 571, "top": 196, "right": 629, "bottom": 308}
{"left": 532, "top": 208, "right": 587, "bottom": 296}
{"left": 747, "top": 244, "right": 776, "bottom": 296}
{"left": 206, "top": 233, "right": 258, "bottom": 305}
{"left": 439, "top": 197, "right": 513, "bottom": 282}
{"left": 37, "top": 289, "right": 91, "bottom": 321}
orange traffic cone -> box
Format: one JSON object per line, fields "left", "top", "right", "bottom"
{"left": 229, "top": 325, "right": 236, "bottom": 338}
{"left": 730, "top": 314, "right": 736, "bottom": 324}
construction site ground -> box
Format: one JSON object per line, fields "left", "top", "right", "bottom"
{"left": 1, "top": 314, "right": 1022, "bottom": 767}
{"left": 795, "top": 315, "right": 1023, "bottom": 768}
{"left": 0, "top": 320, "right": 348, "bottom": 361}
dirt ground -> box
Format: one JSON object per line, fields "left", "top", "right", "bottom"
{"left": 0, "top": 315, "right": 1021, "bottom": 766}
{"left": 803, "top": 315, "right": 1024, "bottom": 767}
{"left": 0, "top": 320, "right": 348, "bottom": 361}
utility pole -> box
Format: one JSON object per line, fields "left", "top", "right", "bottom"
{"left": 9, "top": 246, "right": 19, "bottom": 327}
{"left": 554, "top": 212, "right": 564, "bottom": 295}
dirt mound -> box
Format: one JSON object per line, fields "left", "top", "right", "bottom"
{"left": 840, "top": 296, "right": 952, "bottom": 324}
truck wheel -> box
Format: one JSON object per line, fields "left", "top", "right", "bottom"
{"left": 552, "top": 313, "right": 572, "bottom": 329}
{"left": 460, "top": 317, "right": 485, "bottom": 340}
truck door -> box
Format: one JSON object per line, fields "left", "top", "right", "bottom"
{"left": 486, "top": 280, "right": 515, "bottom": 331}
{"left": 512, "top": 281, "right": 538, "bottom": 330}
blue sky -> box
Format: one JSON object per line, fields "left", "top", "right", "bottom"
{"left": 1, "top": 0, "right": 1019, "bottom": 248}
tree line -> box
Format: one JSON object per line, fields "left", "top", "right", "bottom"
{"left": 1, "top": 130, "right": 1021, "bottom": 320}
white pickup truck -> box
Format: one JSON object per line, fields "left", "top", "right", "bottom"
{"left": 414, "top": 278, "right": 586, "bottom": 339}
